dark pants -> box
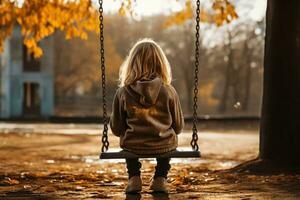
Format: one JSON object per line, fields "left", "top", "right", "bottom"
{"left": 126, "top": 158, "right": 171, "bottom": 179}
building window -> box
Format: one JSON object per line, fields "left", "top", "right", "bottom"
{"left": 23, "top": 82, "right": 41, "bottom": 116}
{"left": 23, "top": 45, "right": 41, "bottom": 72}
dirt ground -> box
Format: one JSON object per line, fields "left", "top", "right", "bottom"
{"left": 0, "top": 122, "right": 299, "bottom": 199}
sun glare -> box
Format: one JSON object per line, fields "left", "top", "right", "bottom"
{"left": 101, "top": 0, "right": 266, "bottom": 22}
{"left": 103, "top": 0, "right": 184, "bottom": 16}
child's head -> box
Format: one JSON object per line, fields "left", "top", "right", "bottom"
{"left": 119, "top": 38, "right": 172, "bottom": 87}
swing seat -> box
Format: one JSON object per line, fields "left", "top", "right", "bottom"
{"left": 100, "top": 149, "right": 201, "bottom": 159}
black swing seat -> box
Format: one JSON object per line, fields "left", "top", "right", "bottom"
{"left": 100, "top": 149, "right": 201, "bottom": 159}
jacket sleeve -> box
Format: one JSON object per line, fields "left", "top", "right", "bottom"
{"left": 169, "top": 86, "right": 185, "bottom": 135}
{"left": 109, "top": 89, "right": 127, "bottom": 137}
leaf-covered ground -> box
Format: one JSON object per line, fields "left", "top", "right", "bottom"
{"left": 0, "top": 122, "right": 299, "bottom": 199}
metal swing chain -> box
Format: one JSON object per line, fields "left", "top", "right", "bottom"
{"left": 190, "top": 0, "right": 201, "bottom": 151}
{"left": 99, "top": 0, "right": 109, "bottom": 152}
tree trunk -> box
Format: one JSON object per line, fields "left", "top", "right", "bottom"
{"left": 219, "top": 35, "right": 234, "bottom": 113}
{"left": 242, "top": 42, "right": 252, "bottom": 111}
{"left": 260, "top": 0, "right": 300, "bottom": 161}
{"left": 184, "top": 68, "right": 194, "bottom": 115}
{"left": 219, "top": 62, "right": 230, "bottom": 112}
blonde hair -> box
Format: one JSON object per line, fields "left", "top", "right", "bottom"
{"left": 119, "top": 38, "right": 172, "bottom": 87}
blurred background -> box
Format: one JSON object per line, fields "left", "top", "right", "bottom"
{"left": 0, "top": 0, "right": 267, "bottom": 119}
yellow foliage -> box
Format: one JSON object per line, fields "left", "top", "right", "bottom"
{"left": 212, "top": 0, "right": 238, "bottom": 26}
{"left": 199, "top": 83, "right": 219, "bottom": 107}
{"left": 118, "top": 3, "right": 127, "bottom": 17}
{"left": 165, "top": 0, "right": 238, "bottom": 28}
{"left": 118, "top": 0, "right": 134, "bottom": 17}
{"left": 0, "top": 0, "right": 237, "bottom": 57}
{"left": 164, "top": 0, "right": 193, "bottom": 27}
{"left": 0, "top": 0, "right": 98, "bottom": 58}
{"left": 0, "top": 1, "right": 16, "bottom": 53}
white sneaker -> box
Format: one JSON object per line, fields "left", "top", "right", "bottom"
{"left": 149, "top": 177, "right": 168, "bottom": 193}
{"left": 125, "top": 176, "right": 142, "bottom": 193}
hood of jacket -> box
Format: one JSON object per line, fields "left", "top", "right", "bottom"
{"left": 126, "top": 77, "right": 162, "bottom": 107}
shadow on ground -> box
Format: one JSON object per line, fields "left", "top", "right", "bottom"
{"left": 0, "top": 123, "right": 299, "bottom": 199}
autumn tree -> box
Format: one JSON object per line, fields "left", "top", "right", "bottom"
{"left": 160, "top": 22, "right": 207, "bottom": 114}
{"left": 0, "top": 0, "right": 99, "bottom": 57}
{"left": 0, "top": 0, "right": 239, "bottom": 116}
{"left": 218, "top": 21, "right": 264, "bottom": 113}
{"left": 54, "top": 31, "right": 122, "bottom": 96}
{"left": 218, "top": 27, "right": 235, "bottom": 112}
{"left": 240, "top": 21, "right": 264, "bottom": 111}
{"left": 0, "top": 0, "right": 237, "bottom": 58}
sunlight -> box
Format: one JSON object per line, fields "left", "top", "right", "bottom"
{"left": 102, "top": 0, "right": 266, "bottom": 21}
{"left": 103, "top": 0, "right": 184, "bottom": 16}
{"left": 250, "top": 0, "right": 267, "bottom": 21}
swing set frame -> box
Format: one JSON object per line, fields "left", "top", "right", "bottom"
{"left": 98, "top": 0, "right": 201, "bottom": 159}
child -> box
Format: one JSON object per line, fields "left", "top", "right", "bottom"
{"left": 110, "top": 38, "right": 184, "bottom": 193}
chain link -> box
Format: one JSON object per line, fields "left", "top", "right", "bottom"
{"left": 191, "top": 0, "right": 201, "bottom": 151}
{"left": 99, "top": 0, "right": 109, "bottom": 152}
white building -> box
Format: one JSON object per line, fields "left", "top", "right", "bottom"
{"left": 0, "top": 26, "right": 54, "bottom": 118}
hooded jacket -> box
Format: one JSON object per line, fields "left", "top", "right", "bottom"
{"left": 109, "top": 77, "right": 184, "bottom": 155}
